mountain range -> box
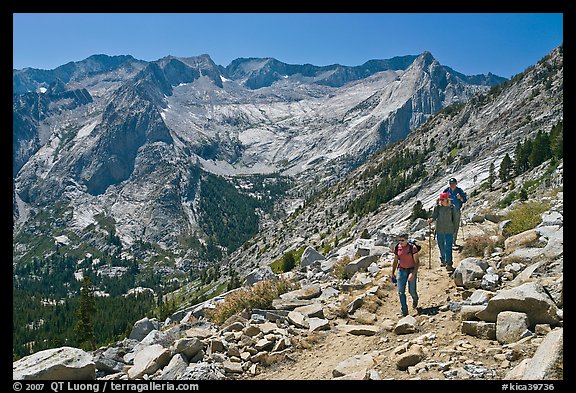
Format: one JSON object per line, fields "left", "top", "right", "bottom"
{"left": 13, "top": 51, "right": 506, "bottom": 272}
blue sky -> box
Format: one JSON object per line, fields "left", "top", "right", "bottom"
{"left": 13, "top": 13, "right": 563, "bottom": 79}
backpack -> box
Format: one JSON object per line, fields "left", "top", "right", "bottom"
{"left": 394, "top": 239, "right": 421, "bottom": 256}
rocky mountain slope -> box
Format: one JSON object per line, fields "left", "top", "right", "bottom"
{"left": 12, "top": 45, "right": 563, "bottom": 381}
{"left": 224, "top": 46, "right": 563, "bottom": 282}
{"left": 13, "top": 51, "right": 503, "bottom": 271}
{"left": 13, "top": 158, "right": 564, "bottom": 381}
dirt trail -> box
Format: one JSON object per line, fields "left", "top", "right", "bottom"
{"left": 244, "top": 221, "right": 505, "bottom": 380}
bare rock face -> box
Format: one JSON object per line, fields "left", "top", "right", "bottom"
{"left": 13, "top": 347, "right": 95, "bottom": 380}
{"left": 13, "top": 50, "right": 498, "bottom": 267}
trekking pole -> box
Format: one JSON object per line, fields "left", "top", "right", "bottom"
{"left": 460, "top": 215, "right": 465, "bottom": 243}
{"left": 428, "top": 222, "right": 432, "bottom": 269}
{"left": 460, "top": 204, "right": 466, "bottom": 243}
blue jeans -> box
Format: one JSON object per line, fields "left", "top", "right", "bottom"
{"left": 397, "top": 268, "right": 418, "bottom": 316}
{"left": 436, "top": 232, "right": 453, "bottom": 266}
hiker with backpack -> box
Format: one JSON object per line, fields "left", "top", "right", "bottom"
{"left": 428, "top": 192, "right": 457, "bottom": 272}
{"left": 443, "top": 177, "right": 467, "bottom": 249}
{"left": 391, "top": 233, "right": 420, "bottom": 317}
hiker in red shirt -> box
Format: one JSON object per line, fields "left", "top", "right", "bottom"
{"left": 391, "top": 233, "right": 420, "bottom": 317}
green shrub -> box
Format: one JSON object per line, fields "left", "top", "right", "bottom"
{"left": 503, "top": 201, "right": 550, "bottom": 238}
{"left": 497, "top": 191, "right": 519, "bottom": 208}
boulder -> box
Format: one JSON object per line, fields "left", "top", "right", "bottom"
{"left": 300, "top": 247, "right": 326, "bottom": 268}
{"left": 476, "top": 282, "right": 560, "bottom": 327}
{"left": 13, "top": 347, "right": 95, "bottom": 380}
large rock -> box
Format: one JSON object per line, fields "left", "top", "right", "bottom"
{"left": 337, "top": 324, "right": 379, "bottom": 336}
{"left": 280, "top": 284, "right": 322, "bottom": 300}
{"left": 344, "top": 255, "right": 378, "bottom": 277}
{"left": 520, "top": 328, "right": 563, "bottom": 379}
{"left": 124, "top": 330, "right": 171, "bottom": 364}
{"left": 504, "top": 229, "right": 539, "bottom": 253}
{"left": 333, "top": 353, "right": 374, "bottom": 377}
{"left": 453, "top": 258, "right": 488, "bottom": 288}
{"left": 505, "top": 328, "right": 563, "bottom": 379}
{"left": 461, "top": 321, "right": 496, "bottom": 340}
{"left": 300, "top": 246, "right": 326, "bottom": 268}
{"left": 395, "top": 344, "right": 424, "bottom": 370}
{"left": 394, "top": 315, "right": 418, "bottom": 335}
{"left": 293, "top": 303, "right": 324, "bottom": 318}
{"left": 127, "top": 344, "right": 171, "bottom": 379}
{"left": 129, "top": 317, "right": 157, "bottom": 341}
{"left": 476, "top": 282, "right": 560, "bottom": 327}
{"left": 496, "top": 311, "right": 531, "bottom": 344}
{"left": 178, "top": 362, "right": 226, "bottom": 380}
{"left": 171, "top": 337, "right": 204, "bottom": 359}
{"left": 244, "top": 266, "right": 276, "bottom": 286}
{"left": 13, "top": 347, "right": 95, "bottom": 380}
{"left": 539, "top": 211, "right": 563, "bottom": 227}
{"left": 158, "top": 353, "right": 189, "bottom": 380}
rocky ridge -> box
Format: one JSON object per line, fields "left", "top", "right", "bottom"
{"left": 13, "top": 50, "right": 502, "bottom": 263}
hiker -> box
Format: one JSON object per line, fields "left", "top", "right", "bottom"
{"left": 391, "top": 233, "right": 420, "bottom": 317}
{"left": 443, "top": 177, "right": 467, "bottom": 249}
{"left": 427, "top": 192, "right": 456, "bottom": 272}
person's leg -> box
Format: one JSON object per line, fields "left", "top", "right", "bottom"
{"left": 408, "top": 273, "right": 418, "bottom": 309}
{"left": 445, "top": 233, "right": 454, "bottom": 267}
{"left": 436, "top": 232, "right": 447, "bottom": 265}
{"left": 397, "top": 269, "right": 409, "bottom": 316}
{"left": 453, "top": 208, "right": 461, "bottom": 245}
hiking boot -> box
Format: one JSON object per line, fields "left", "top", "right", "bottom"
{"left": 446, "top": 264, "right": 455, "bottom": 272}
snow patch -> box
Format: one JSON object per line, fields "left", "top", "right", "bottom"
{"left": 54, "top": 235, "right": 70, "bottom": 246}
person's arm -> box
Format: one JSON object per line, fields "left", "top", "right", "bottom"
{"left": 460, "top": 188, "right": 468, "bottom": 203}
{"left": 391, "top": 254, "right": 398, "bottom": 282}
{"left": 412, "top": 253, "right": 420, "bottom": 274}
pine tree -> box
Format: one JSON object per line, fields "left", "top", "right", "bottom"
{"left": 282, "top": 251, "right": 296, "bottom": 272}
{"left": 499, "top": 153, "right": 513, "bottom": 182}
{"left": 488, "top": 162, "right": 496, "bottom": 191}
{"left": 226, "top": 269, "right": 242, "bottom": 291}
{"left": 528, "top": 130, "right": 551, "bottom": 169}
{"left": 514, "top": 139, "right": 532, "bottom": 175}
{"left": 74, "top": 276, "right": 96, "bottom": 350}
{"left": 550, "top": 122, "right": 563, "bottom": 159}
